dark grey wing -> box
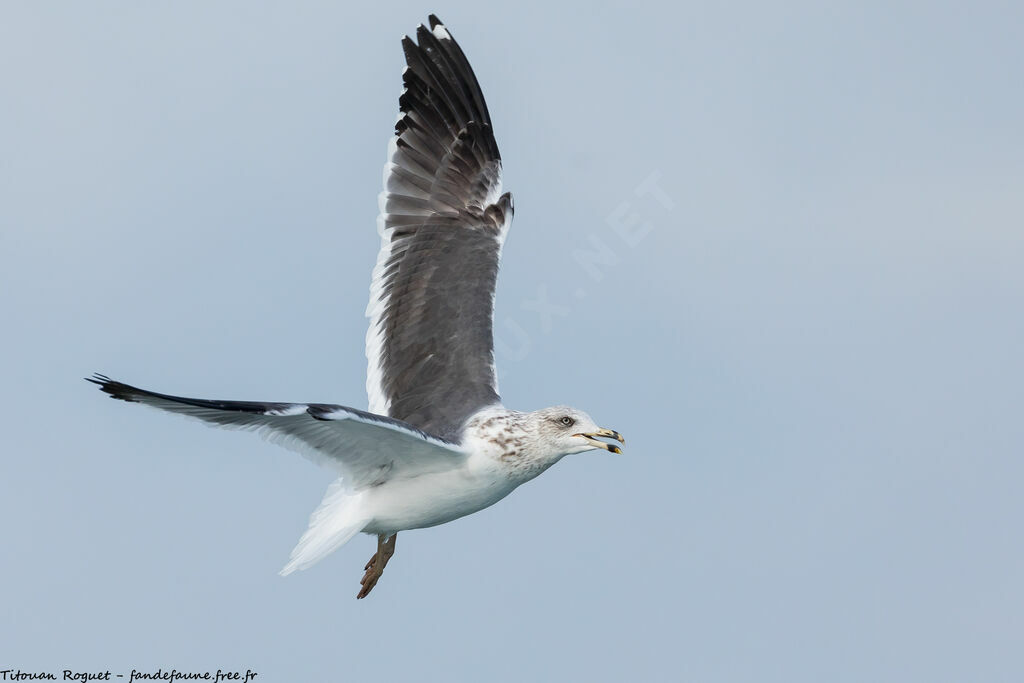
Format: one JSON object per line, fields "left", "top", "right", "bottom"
{"left": 366, "top": 15, "right": 513, "bottom": 442}
{"left": 87, "top": 375, "right": 465, "bottom": 487}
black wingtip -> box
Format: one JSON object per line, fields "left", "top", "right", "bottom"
{"left": 85, "top": 373, "right": 114, "bottom": 390}
{"left": 427, "top": 14, "right": 443, "bottom": 30}
{"left": 86, "top": 373, "right": 141, "bottom": 402}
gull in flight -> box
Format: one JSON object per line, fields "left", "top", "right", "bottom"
{"left": 89, "top": 14, "right": 623, "bottom": 599}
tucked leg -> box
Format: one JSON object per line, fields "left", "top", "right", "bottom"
{"left": 357, "top": 533, "right": 398, "bottom": 599}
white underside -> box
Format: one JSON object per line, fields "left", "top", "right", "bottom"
{"left": 361, "top": 452, "right": 520, "bottom": 535}
{"left": 281, "top": 423, "right": 530, "bottom": 574}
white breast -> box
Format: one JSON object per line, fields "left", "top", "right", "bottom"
{"left": 361, "top": 454, "right": 517, "bottom": 535}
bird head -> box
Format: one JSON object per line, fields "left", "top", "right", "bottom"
{"left": 526, "top": 406, "right": 624, "bottom": 460}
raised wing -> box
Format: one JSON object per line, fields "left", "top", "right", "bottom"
{"left": 87, "top": 375, "right": 465, "bottom": 488}
{"left": 366, "top": 15, "right": 513, "bottom": 442}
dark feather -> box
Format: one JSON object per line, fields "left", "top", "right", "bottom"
{"left": 369, "top": 16, "right": 512, "bottom": 441}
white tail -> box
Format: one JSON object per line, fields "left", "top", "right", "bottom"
{"left": 280, "top": 479, "right": 368, "bottom": 576}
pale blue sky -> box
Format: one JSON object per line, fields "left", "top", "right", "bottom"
{"left": 2, "top": 2, "right": 1022, "bottom": 681}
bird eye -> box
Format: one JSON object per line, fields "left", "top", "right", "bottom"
{"left": 560, "top": 416, "right": 574, "bottom": 426}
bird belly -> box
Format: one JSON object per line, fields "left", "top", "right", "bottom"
{"left": 361, "top": 466, "right": 517, "bottom": 535}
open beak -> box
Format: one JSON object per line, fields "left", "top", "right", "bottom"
{"left": 574, "top": 427, "right": 625, "bottom": 454}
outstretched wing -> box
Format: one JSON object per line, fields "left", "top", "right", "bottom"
{"left": 87, "top": 375, "right": 465, "bottom": 488}
{"left": 366, "top": 15, "right": 513, "bottom": 442}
